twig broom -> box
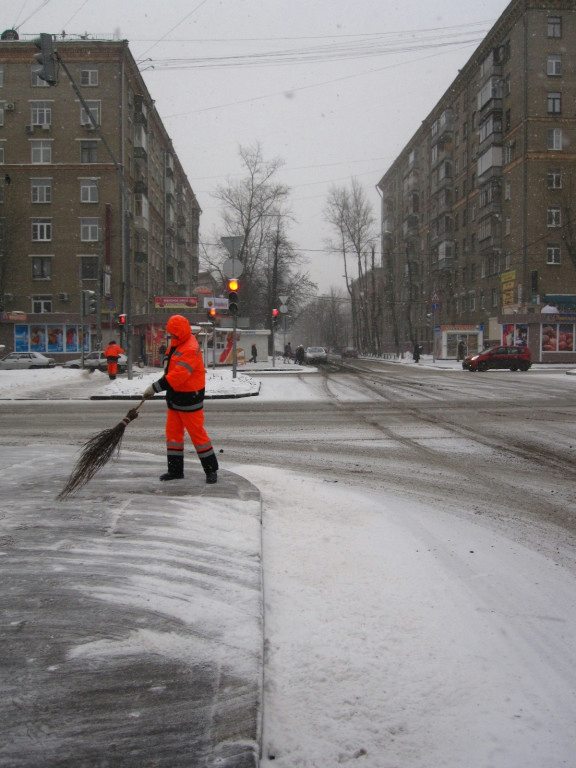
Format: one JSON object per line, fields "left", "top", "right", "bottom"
{"left": 57, "top": 398, "right": 147, "bottom": 500}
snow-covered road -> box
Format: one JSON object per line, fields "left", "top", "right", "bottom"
{"left": 237, "top": 465, "right": 576, "bottom": 767}
{"left": 1, "top": 364, "right": 575, "bottom": 766}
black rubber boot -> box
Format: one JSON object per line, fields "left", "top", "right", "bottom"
{"left": 200, "top": 453, "right": 219, "bottom": 484}
{"left": 160, "top": 454, "right": 184, "bottom": 481}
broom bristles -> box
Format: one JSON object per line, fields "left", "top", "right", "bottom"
{"left": 58, "top": 403, "right": 143, "bottom": 500}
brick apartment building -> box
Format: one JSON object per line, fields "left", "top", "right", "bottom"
{"left": 375, "top": 0, "right": 576, "bottom": 362}
{"left": 0, "top": 32, "right": 201, "bottom": 366}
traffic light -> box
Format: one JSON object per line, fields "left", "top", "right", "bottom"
{"left": 32, "top": 33, "right": 57, "bottom": 85}
{"left": 228, "top": 279, "right": 239, "bottom": 316}
{"left": 426, "top": 313, "right": 433, "bottom": 327}
{"left": 208, "top": 307, "right": 217, "bottom": 321}
{"left": 83, "top": 290, "right": 97, "bottom": 315}
{"left": 272, "top": 308, "right": 280, "bottom": 328}
{"left": 117, "top": 313, "right": 127, "bottom": 327}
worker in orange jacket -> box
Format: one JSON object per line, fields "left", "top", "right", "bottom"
{"left": 103, "top": 340, "right": 124, "bottom": 380}
{"left": 142, "top": 314, "right": 219, "bottom": 484}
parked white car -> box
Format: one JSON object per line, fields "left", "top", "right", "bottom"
{"left": 64, "top": 351, "right": 127, "bottom": 373}
{"left": 304, "top": 346, "right": 328, "bottom": 364}
{"left": 0, "top": 351, "right": 56, "bottom": 369}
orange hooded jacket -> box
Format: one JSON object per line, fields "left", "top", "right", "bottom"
{"left": 151, "top": 315, "right": 206, "bottom": 410}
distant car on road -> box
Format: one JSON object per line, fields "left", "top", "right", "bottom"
{"left": 64, "top": 350, "right": 128, "bottom": 373}
{"left": 0, "top": 351, "right": 56, "bottom": 370}
{"left": 462, "top": 345, "right": 531, "bottom": 372}
{"left": 341, "top": 347, "right": 359, "bottom": 359}
{"left": 305, "top": 346, "right": 328, "bottom": 364}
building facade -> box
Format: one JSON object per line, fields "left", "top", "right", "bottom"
{"left": 0, "top": 33, "right": 201, "bottom": 365}
{"left": 376, "top": 0, "right": 576, "bottom": 361}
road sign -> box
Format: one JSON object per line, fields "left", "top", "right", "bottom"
{"left": 432, "top": 302, "right": 440, "bottom": 311}
{"left": 279, "top": 304, "right": 288, "bottom": 314}
{"left": 222, "top": 258, "right": 243, "bottom": 279}
{"left": 432, "top": 291, "right": 439, "bottom": 302}
{"left": 221, "top": 236, "right": 244, "bottom": 257}
{"left": 279, "top": 295, "right": 288, "bottom": 304}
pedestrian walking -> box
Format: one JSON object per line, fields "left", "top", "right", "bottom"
{"left": 142, "top": 314, "right": 219, "bottom": 484}
{"left": 103, "top": 339, "right": 124, "bottom": 380}
{"left": 249, "top": 343, "right": 257, "bottom": 363}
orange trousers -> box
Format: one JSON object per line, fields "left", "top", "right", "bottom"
{"left": 165, "top": 408, "right": 215, "bottom": 462}
{"left": 107, "top": 362, "right": 118, "bottom": 377}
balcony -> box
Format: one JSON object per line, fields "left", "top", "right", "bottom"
{"left": 134, "top": 179, "right": 148, "bottom": 195}
{"left": 134, "top": 250, "right": 148, "bottom": 264}
{"left": 431, "top": 109, "right": 453, "bottom": 145}
{"left": 402, "top": 214, "right": 419, "bottom": 238}
{"left": 133, "top": 216, "right": 149, "bottom": 234}
{"left": 134, "top": 146, "right": 148, "bottom": 163}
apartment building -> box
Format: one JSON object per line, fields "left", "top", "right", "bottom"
{"left": 376, "top": 0, "right": 576, "bottom": 362}
{"left": 0, "top": 32, "right": 201, "bottom": 364}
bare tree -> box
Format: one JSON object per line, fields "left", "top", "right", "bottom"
{"left": 209, "top": 142, "right": 316, "bottom": 332}
{"left": 324, "top": 178, "right": 378, "bottom": 352}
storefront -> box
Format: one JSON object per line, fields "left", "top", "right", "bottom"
{"left": 499, "top": 311, "right": 576, "bottom": 364}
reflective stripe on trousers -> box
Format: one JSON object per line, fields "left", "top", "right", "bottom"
{"left": 165, "top": 408, "right": 215, "bottom": 459}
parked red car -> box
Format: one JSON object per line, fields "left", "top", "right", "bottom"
{"left": 462, "top": 345, "right": 531, "bottom": 372}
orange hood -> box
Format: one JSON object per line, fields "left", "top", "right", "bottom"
{"left": 166, "top": 315, "right": 192, "bottom": 345}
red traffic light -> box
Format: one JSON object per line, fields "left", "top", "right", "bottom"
{"left": 118, "top": 314, "right": 126, "bottom": 325}
{"left": 209, "top": 308, "right": 217, "bottom": 318}
{"left": 272, "top": 308, "right": 279, "bottom": 317}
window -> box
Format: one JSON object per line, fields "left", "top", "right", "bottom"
{"left": 504, "top": 251, "right": 511, "bottom": 270}
{"left": 547, "top": 206, "right": 561, "bottom": 227}
{"left": 31, "top": 178, "right": 52, "bottom": 203}
{"left": 547, "top": 245, "right": 561, "bottom": 264}
{"left": 0, "top": 65, "right": 4, "bottom": 87}
{"left": 505, "top": 109, "right": 511, "bottom": 131}
{"left": 505, "top": 179, "right": 511, "bottom": 200}
{"left": 32, "top": 295, "right": 52, "bottom": 313}
{"left": 31, "top": 101, "right": 52, "bottom": 126}
{"left": 548, "top": 16, "right": 562, "bottom": 38}
{"left": 547, "top": 54, "right": 562, "bottom": 76}
{"left": 31, "top": 68, "right": 50, "bottom": 87}
{"left": 80, "top": 179, "right": 98, "bottom": 203}
{"left": 31, "top": 140, "right": 52, "bottom": 164}
{"left": 80, "top": 68, "right": 98, "bottom": 86}
{"left": 31, "top": 256, "right": 52, "bottom": 279}
{"left": 547, "top": 128, "right": 562, "bottom": 151}
{"left": 32, "top": 218, "right": 51, "bottom": 241}
{"left": 0, "top": 102, "right": 4, "bottom": 127}
{"left": 547, "top": 168, "right": 562, "bottom": 189}
{"left": 0, "top": 140, "right": 4, "bottom": 164}
{"left": 492, "top": 287, "right": 499, "bottom": 308}
{"left": 503, "top": 73, "right": 511, "bottom": 96}
{"left": 505, "top": 216, "right": 511, "bottom": 235}
{"left": 80, "top": 100, "right": 100, "bottom": 127}
{"left": 547, "top": 92, "right": 562, "bottom": 114}
{"left": 80, "top": 141, "right": 98, "bottom": 164}
{"left": 80, "top": 256, "right": 98, "bottom": 280}
{"left": 80, "top": 217, "right": 100, "bottom": 242}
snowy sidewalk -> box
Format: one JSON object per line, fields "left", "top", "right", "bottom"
{"left": 0, "top": 445, "right": 263, "bottom": 767}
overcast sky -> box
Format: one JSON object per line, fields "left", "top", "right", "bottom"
{"left": 6, "top": 0, "right": 509, "bottom": 292}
